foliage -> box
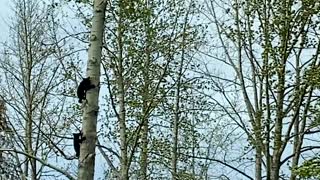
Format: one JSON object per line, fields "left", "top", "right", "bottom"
{"left": 304, "top": 66, "right": 320, "bottom": 88}
{"left": 294, "top": 158, "right": 320, "bottom": 179}
{"left": 3, "top": 0, "right": 320, "bottom": 179}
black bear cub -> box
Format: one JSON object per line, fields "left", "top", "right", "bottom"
{"left": 77, "top": 77, "right": 95, "bottom": 103}
{"left": 73, "top": 132, "right": 86, "bottom": 158}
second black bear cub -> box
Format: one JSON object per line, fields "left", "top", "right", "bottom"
{"left": 77, "top": 77, "right": 95, "bottom": 103}
{"left": 73, "top": 132, "right": 86, "bottom": 158}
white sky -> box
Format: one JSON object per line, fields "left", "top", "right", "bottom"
{"left": 0, "top": 0, "right": 10, "bottom": 42}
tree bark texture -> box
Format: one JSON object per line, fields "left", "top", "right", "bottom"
{"left": 78, "top": 0, "right": 107, "bottom": 180}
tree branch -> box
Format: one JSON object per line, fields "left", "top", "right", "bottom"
{"left": 0, "top": 149, "right": 76, "bottom": 180}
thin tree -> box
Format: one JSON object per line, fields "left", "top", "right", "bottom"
{"left": 0, "top": 0, "right": 77, "bottom": 179}
{"left": 204, "top": 0, "right": 320, "bottom": 179}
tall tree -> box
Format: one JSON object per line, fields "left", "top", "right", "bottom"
{"left": 78, "top": 0, "right": 107, "bottom": 179}
{"left": 101, "top": 0, "right": 206, "bottom": 178}
{"left": 0, "top": 0, "right": 78, "bottom": 179}
{"left": 171, "top": 3, "right": 193, "bottom": 179}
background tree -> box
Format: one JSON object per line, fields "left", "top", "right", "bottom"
{"left": 203, "top": 0, "right": 320, "bottom": 179}
{"left": 99, "top": 0, "right": 223, "bottom": 179}
{"left": 0, "top": 100, "right": 21, "bottom": 179}
{"left": 0, "top": 0, "right": 80, "bottom": 179}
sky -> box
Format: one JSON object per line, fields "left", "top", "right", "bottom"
{"left": 0, "top": 0, "right": 10, "bottom": 42}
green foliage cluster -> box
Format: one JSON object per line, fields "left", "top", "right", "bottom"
{"left": 294, "top": 158, "right": 320, "bottom": 179}
{"left": 304, "top": 66, "right": 320, "bottom": 88}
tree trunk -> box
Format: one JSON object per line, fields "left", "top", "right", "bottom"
{"left": 171, "top": 83, "right": 180, "bottom": 180}
{"left": 23, "top": 5, "right": 36, "bottom": 176}
{"left": 289, "top": 59, "right": 301, "bottom": 180}
{"left": 140, "top": 65, "right": 150, "bottom": 179}
{"left": 271, "top": 70, "right": 285, "bottom": 180}
{"left": 139, "top": 115, "right": 149, "bottom": 179}
{"left": 171, "top": 4, "right": 191, "bottom": 178}
{"left": 171, "top": 52, "right": 183, "bottom": 179}
{"left": 255, "top": 145, "right": 262, "bottom": 180}
{"left": 115, "top": 1, "right": 129, "bottom": 178}
{"left": 119, "top": 76, "right": 128, "bottom": 179}
{"left": 78, "top": 0, "right": 107, "bottom": 179}
{"left": 139, "top": 1, "right": 152, "bottom": 178}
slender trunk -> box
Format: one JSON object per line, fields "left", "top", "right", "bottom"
{"left": 171, "top": 65, "right": 182, "bottom": 179}
{"left": 253, "top": 113, "right": 262, "bottom": 180}
{"left": 171, "top": 90, "right": 179, "bottom": 180}
{"left": 117, "top": 2, "right": 128, "bottom": 179}
{"left": 139, "top": 54, "right": 150, "bottom": 179}
{"left": 289, "top": 17, "right": 312, "bottom": 180}
{"left": 171, "top": 4, "right": 191, "bottom": 178}
{"left": 270, "top": 42, "right": 286, "bottom": 180}
{"left": 247, "top": 12, "right": 262, "bottom": 179}
{"left": 290, "top": 91, "right": 311, "bottom": 180}
{"left": 261, "top": 0, "right": 272, "bottom": 178}
{"left": 290, "top": 117, "right": 300, "bottom": 180}
{"left": 21, "top": 0, "right": 34, "bottom": 177}
{"left": 289, "top": 57, "right": 301, "bottom": 180}
{"left": 270, "top": 62, "right": 285, "bottom": 180}
{"left": 139, "top": 1, "right": 152, "bottom": 178}
{"left": 119, "top": 75, "right": 128, "bottom": 179}
{"left": 139, "top": 113, "right": 148, "bottom": 179}
{"left": 24, "top": 113, "right": 31, "bottom": 178}
{"left": 265, "top": 73, "right": 271, "bottom": 180}
{"left": 271, "top": 0, "right": 291, "bottom": 178}
{"left": 78, "top": 0, "right": 106, "bottom": 179}
{"left": 26, "top": 51, "right": 36, "bottom": 180}
{"left": 27, "top": 108, "right": 36, "bottom": 180}
{"left": 139, "top": 58, "right": 150, "bottom": 179}
{"left": 191, "top": 113, "right": 196, "bottom": 176}
{"left": 255, "top": 145, "right": 262, "bottom": 180}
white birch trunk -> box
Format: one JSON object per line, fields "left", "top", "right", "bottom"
{"left": 78, "top": 0, "right": 107, "bottom": 179}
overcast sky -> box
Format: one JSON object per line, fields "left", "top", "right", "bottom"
{"left": 0, "top": 0, "right": 10, "bottom": 42}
